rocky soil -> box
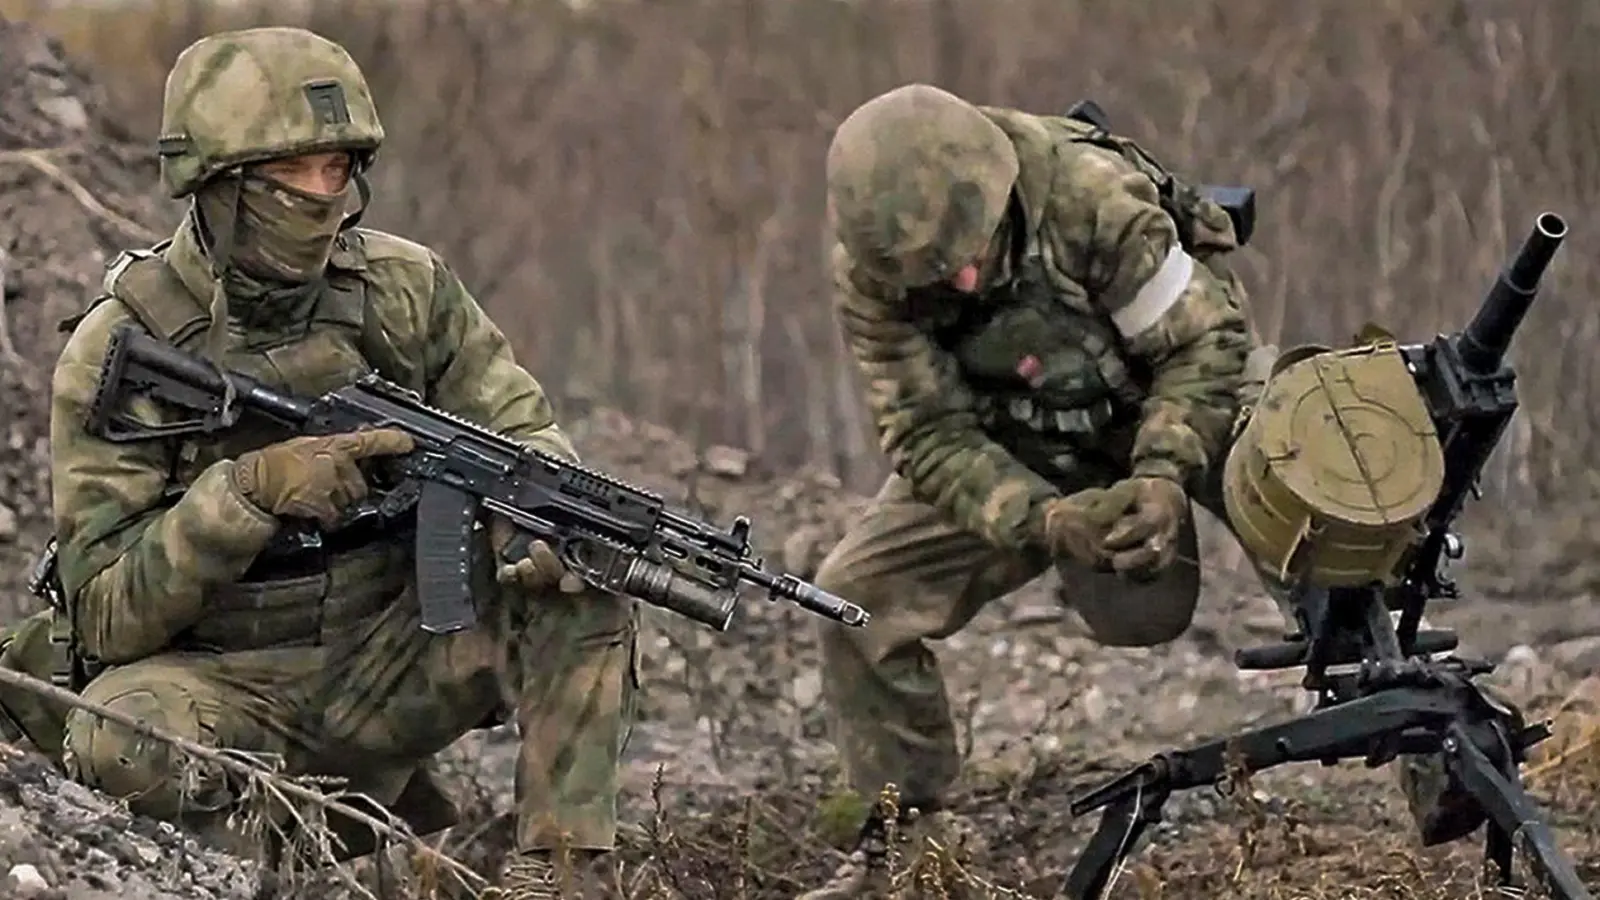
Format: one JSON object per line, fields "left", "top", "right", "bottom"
{"left": 0, "top": 12, "right": 1597, "bottom": 900}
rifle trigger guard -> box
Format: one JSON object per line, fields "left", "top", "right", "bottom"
{"left": 554, "top": 536, "right": 608, "bottom": 592}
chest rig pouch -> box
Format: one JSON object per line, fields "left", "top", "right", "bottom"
{"left": 50, "top": 235, "right": 417, "bottom": 662}
{"left": 908, "top": 218, "right": 1147, "bottom": 484}
{"left": 905, "top": 102, "right": 1258, "bottom": 485}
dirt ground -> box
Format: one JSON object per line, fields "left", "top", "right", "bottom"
{"left": 0, "top": 13, "right": 1597, "bottom": 900}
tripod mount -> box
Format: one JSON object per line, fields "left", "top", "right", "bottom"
{"left": 1064, "top": 212, "right": 1592, "bottom": 899}
{"left": 1063, "top": 584, "right": 1589, "bottom": 900}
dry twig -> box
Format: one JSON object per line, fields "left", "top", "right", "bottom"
{"left": 0, "top": 147, "right": 162, "bottom": 242}
{"left": 0, "top": 665, "right": 489, "bottom": 895}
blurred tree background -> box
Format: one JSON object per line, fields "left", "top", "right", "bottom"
{"left": 4, "top": 0, "right": 1596, "bottom": 516}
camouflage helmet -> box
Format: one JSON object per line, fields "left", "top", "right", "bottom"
{"left": 157, "top": 27, "right": 384, "bottom": 199}
{"left": 826, "top": 83, "right": 1018, "bottom": 287}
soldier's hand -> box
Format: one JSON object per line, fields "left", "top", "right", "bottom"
{"left": 1041, "top": 488, "right": 1125, "bottom": 570}
{"left": 232, "top": 428, "right": 415, "bottom": 526}
{"left": 489, "top": 517, "right": 584, "bottom": 595}
{"left": 1099, "top": 476, "right": 1189, "bottom": 581}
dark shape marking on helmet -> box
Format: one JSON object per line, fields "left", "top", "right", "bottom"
{"left": 304, "top": 80, "right": 352, "bottom": 126}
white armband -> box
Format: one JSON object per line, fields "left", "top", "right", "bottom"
{"left": 1110, "top": 244, "right": 1194, "bottom": 338}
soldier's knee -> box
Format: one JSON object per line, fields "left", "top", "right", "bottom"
{"left": 814, "top": 535, "right": 898, "bottom": 608}
{"left": 812, "top": 553, "right": 877, "bottom": 650}
{"left": 64, "top": 675, "right": 224, "bottom": 818}
{"left": 812, "top": 546, "right": 855, "bottom": 595}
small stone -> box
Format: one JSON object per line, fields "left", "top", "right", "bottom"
{"left": 36, "top": 94, "right": 88, "bottom": 132}
{"left": 792, "top": 671, "right": 822, "bottom": 708}
{"left": 6, "top": 863, "right": 48, "bottom": 896}
{"left": 702, "top": 445, "right": 750, "bottom": 478}
{"left": 1010, "top": 604, "right": 1065, "bottom": 626}
{"left": 1079, "top": 685, "right": 1108, "bottom": 723}
{"left": 1503, "top": 644, "right": 1539, "bottom": 667}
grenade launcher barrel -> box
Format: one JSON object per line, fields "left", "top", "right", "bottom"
{"left": 1459, "top": 211, "right": 1567, "bottom": 374}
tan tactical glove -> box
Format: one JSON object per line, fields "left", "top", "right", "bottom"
{"left": 1041, "top": 477, "right": 1190, "bottom": 580}
{"left": 1098, "top": 476, "right": 1189, "bottom": 581}
{"left": 232, "top": 428, "right": 416, "bottom": 526}
{"left": 488, "top": 517, "right": 584, "bottom": 595}
{"left": 1040, "top": 487, "right": 1125, "bottom": 569}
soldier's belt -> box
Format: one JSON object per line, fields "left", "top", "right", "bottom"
{"left": 239, "top": 520, "right": 416, "bottom": 583}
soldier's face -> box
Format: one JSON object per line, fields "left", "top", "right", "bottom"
{"left": 945, "top": 221, "right": 1006, "bottom": 294}
{"left": 254, "top": 151, "right": 353, "bottom": 197}
{"left": 949, "top": 264, "right": 981, "bottom": 293}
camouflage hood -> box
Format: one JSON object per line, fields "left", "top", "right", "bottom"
{"left": 157, "top": 26, "right": 384, "bottom": 357}
{"left": 825, "top": 84, "right": 1021, "bottom": 288}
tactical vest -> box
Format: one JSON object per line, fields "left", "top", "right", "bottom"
{"left": 63, "top": 233, "right": 419, "bottom": 659}
{"left": 908, "top": 107, "right": 1247, "bottom": 487}
{"left": 1053, "top": 109, "right": 1248, "bottom": 266}
{"left": 909, "top": 234, "right": 1143, "bottom": 486}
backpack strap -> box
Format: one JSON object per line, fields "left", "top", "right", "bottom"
{"left": 57, "top": 237, "right": 211, "bottom": 348}
{"left": 1060, "top": 100, "right": 1256, "bottom": 254}
{"left": 107, "top": 247, "right": 213, "bottom": 348}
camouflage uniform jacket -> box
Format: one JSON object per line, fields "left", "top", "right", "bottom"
{"left": 831, "top": 106, "right": 1257, "bottom": 551}
{"left": 49, "top": 221, "right": 574, "bottom": 665}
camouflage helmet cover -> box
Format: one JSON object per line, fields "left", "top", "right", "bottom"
{"left": 157, "top": 26, "right": 385, "bottom": 199}
{"left": 825, "top": 83, "right": 1019, "bottom": 287}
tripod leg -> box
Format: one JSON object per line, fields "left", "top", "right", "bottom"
{"left": 1444, "top": 722, "right": 1594, "bottom": 900}
{"left": 1484, "top": 823, "right": 1513, "bottom": 888}
{"left": 1064, "top": 786, "right": 1171, "bottom": 900}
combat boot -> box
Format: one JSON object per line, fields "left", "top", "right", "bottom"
{"left": 483, "top": 850, "right": 560, "bottom": 900}
{"left": 797, "top": 804, "right": 943, "bottom": 900}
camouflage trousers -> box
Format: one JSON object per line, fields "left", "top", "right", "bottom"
{"left": 0, "top": 542, "right": 639, "bottom": 859}
{"left": 812, "top": 461, "right": 1459, "bottom": 842}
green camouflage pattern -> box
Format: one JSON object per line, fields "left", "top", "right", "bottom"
{"left": 196, "top": 173, "right": 353, "bottom": 284}
{"left": 159, "top": 27, "right": 384, "bottom": 198}
{"left": 43, "top": 216, "right": 637, "bottom": 854}
{"left": 0, "top": 609, "right": 73, "bottom": 758}
{"left": 826, "top": 84, "right": 1018, "bottom": 288}
{"left": 812, "top": 85, "right": 1466, "bottom": 869}
{"left": 809, "top": 381, "right": 1470, "bottom": 866}
{"left": 63, "top": 551, "right": 638, "bottom": 855}
{"left": 812, "top": 455, "right": 1260, "bottom": 809}
{"left": 809, "top": 450, "right": 1459, "bottom": 841}
{"left": 826, "top": 87, "right": 1255, "bottom": 552}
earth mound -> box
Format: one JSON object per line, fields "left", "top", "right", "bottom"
{"left": 0, "top": 13, "right": 171, "bottom": 608}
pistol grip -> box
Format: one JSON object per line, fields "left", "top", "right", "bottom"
{"left": 415, "top": 481, "right": 479, "bottom": 635}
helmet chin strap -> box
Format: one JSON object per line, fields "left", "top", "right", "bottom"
{"left": 340, "top": 165, "right": 373, "bottom": 231}
{"left": 195, "top": 173, "right": 245, "bottom": 366}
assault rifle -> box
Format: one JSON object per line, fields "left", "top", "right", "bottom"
{"left": 70, "top": 324, "right": 870, "bottom": 636}
{"left": 1064, "top": 213, "right": 1593, "bottom": 900}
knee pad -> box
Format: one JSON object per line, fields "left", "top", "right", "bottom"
{"left": 63, "top": 676, "right": 229, "bottom": 819}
